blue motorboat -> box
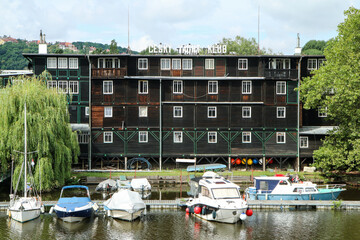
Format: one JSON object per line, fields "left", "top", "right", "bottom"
{"left": 246, "top": 176, "right": 346, "bottom": 201}
{"left": 52, "top": 185, "right": 98, "bottom": 222}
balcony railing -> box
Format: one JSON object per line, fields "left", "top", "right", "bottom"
{"left": 92, "top": 68, "right": 127, "bottom": 79}
{"left": 264, "top": 69, "right": 298, "bottom": 79}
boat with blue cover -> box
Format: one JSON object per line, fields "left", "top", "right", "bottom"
{"left": 246, "top": 176, "right": 346, "bottom": 201}
{"left": 52, "top": 185, "right": 98, "bottom": 222}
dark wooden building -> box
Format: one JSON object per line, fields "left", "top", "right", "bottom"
{"left": 23, "top": 51, "right": 333, "bottom": 171}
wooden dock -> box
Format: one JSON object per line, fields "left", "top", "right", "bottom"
{"left": 1, "top": 199, "right": 360, "bottom": 211}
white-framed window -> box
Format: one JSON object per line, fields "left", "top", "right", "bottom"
{"left": 208, "top": 81, "right": 218, "bottom": 94}
{"left": 182, "top": 59, "right": 192, "bottom": 70}
{"left": 208, "top": 132, "right": 217, "bottom": 143}
{"left": 205, "top": 59, "right": 214, "bottom": 70}
{"left": 277, "top": 107, "right": 286, "bottom": 118}
{"left": 318, "top": 107, "right": 328, "bottom": 117}
{"left": 69, "top": 81, "right": 79, "bottom": 94}
{"left": 139, "top": 131, "right": 148, "bottom": 143}
{"left": 138, "top": 80, "right": 148, "bottom": 94}
{"left": 160, "top": 58, "right": 170, "bottom": 70}
{"left": 47, "top": 57, "right": 57, "bottom": 68}
{"left": 104, "top": 132, "right": 113, "bottom": 143}
{"left": 318, "top": 59, "right": 325, "bottom": 68}
{"left": 78, "top": 133, "right": 89, "bottom": 144}
{"left": 85, "top": 107, "right": 89, "bottom": 116}
{"left": 242, "top": 81, "right": 252, "bottom": 94}
{"left": 98, "top": 58, "right": 120, "bottom": 68}
{"left": 173, "top": 131, "right": 183, "bottom": 143}
{"left": 139, "top": 106, "right": 148, "bottom": 117}
{"left": 69, "top": 58, "right": 78, "bottom": 69}
{"left": 269, "top": 59, "right": 290, "bottom": 69}
{"left": 242, "top": 132, "right": 251, "bottom": 143}
{"left": 307, "top": 59, "right": 317, "bottom": 70}
{"left": 238, "top": 58, "right": 248, "bottom": 70}
{"left": 103, "top": 81, "right": 113, "bottom": 94}
{"left": 276, "top": 81, "right": 286, "bottom": 95}
{"left": 208, "top": 106, "right": 217, "bottom": 118}
{"left": 58, "top": 57, "right": 68, "bottom": 69}
{"left": 300, "top": 136, "right": 309, "bottom": 148}
{"left": 276, "top": 132, "right": 286, "bottom": 144}
{"left": 173, "top": 80, "right": 183, "bottom": 94}
{"left": 242, "top": 106, "right": 251, "bottom": 118}
{"left": 47, "top": 80, "right": 57, "bottom": 89}
{"left": 104, "top": 106, "right": 113, "bottom": 118}
{"left": 58, "top": 81, "right": 68, "bottom": 93}
{"left": 138, "top": 58, "right": 148, "bottom": 70}
{"left": 172, "top": 59, "right": 181, "bottom": 70}
{"left": 173, "top": 106, "right": 183, "bottom": 118}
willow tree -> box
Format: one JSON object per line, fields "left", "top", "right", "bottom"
{"left": 300, "top": 7, "right": 360, "bottom": 172}
{"left": 0, "top": 73, "right": 80, "bottom": 191}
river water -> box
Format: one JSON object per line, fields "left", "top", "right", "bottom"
{"left": 1, "top": 209, "right": 360, "bottom": 240}
{"left": 1, "top": 180, "right": 360, "bottom": 239}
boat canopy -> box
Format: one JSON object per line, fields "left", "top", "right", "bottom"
{"left": 62, "top": 185, "right": 89, "bottom": 190}
{"left": 103, "top": 189, "right": 145, "bottom": 213}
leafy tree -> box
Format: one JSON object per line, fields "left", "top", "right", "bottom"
{"left": 302, "top": 40, "right": 327, "bottom": 55}
{"left": 219, "top": 36, "right": 274, "bottom": 55}
{"left": 300, "top": 7, "right": 360, "bottom": 172}
{"left": 0, "top": 73, "right": 80, "bottom": 191}
{"left": 109, "top": 39, "right": 119, "bottom": 54}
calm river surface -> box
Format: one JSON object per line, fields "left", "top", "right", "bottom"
{"left": 1, "top": 210, "right": 360, "bottom": 240}
{"left": 1, "top": 179, "right": 360, "bottom": 240}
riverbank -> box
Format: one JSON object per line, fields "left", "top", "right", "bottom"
{"left": 72, "top": 169, "right": 327, "bottom": 185}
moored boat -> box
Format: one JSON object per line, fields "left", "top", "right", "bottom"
{"left": 186, "top": 171, "right": 252, "bottom": 224}
{"left": 104, "top": 189, "right": 146, "bottom": 221}
{"left": 8, "top": 103, "right": 43, "bottom": 223}
{"left": 95, "top": 179, "right": 117, "bottom": 192}
{"left": 246, "top": 176, "right": 346, "bottom": 200}
{"left": 52, "top": 185, "right": 98, "bottom": 222}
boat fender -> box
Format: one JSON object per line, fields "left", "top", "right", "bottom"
{"left": 7, "top": 209, "right": 10, "bottom": 217}
{"left": 212, "top": 210, "right": 216, "bottom": 219}
{"left": 190, "top": 206, "right": 194, "bottom": 214}
{"left": 92, "top": 203, "right": 99, "bottom": 212}
{"left": 41, "top": 205, "right": 45, "bottom": 214}
{"left": 49, "top": 207, "right": 54, "bottom": 214}
{"left": 240, "top": 213, "right": 247, "bottom": 221}
{"left": 202, "top": 206, "right": 206, "bottom": 215}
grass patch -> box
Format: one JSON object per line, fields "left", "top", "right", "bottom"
{"left": 71, "top": 169, "right": 324, "bottom": 181}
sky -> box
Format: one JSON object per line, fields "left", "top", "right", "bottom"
{"left": 0, "top": 0, "right": 358, "bottom": 54}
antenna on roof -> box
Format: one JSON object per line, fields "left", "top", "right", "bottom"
{"left": 295, "top": 33, "right": 302, "bottom": 55}
{"left": 258, "top": 5, "right": 260, "bottom": 55}
{"left": 127, "top": 4, "right": 131, "bottom": 54}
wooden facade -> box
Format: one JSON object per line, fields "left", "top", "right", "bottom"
{"left": 22, "top": 53, "right": 333, "bottom": 170}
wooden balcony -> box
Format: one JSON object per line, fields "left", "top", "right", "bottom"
{"left": 264, "top": 69, "right": 298, "bottom": 79}
{"left": 92, "top": 68, "right": 127, "bottom": 79}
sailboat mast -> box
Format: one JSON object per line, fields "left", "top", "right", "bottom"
{"left": 24, "top": 102, "right": 27, "bottom": 198}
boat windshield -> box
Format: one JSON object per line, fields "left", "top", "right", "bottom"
{"left": 61, "top": 188, "right": 89, "bottom": 198}
{"left": 212, "top": 188, "right": 240, "bottom": 199}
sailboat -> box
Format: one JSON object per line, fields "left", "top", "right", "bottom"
{"left": 8, "top": 102, "right": 43, "bottom": 223}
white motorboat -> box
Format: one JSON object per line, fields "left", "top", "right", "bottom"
{"left": 130, "top": 178, "right": 151, "bottom": 191}
{"left": 186, "top": 171, "right": 252, "bottom": 224}
{"left": 95, "top": 178, "right": 118, "bottom": 192}
{"left": 104, "top": 189, "right": 146, "bottom": 221}
{"left": 8, "top": 103, "right": 43, "bottom": 223}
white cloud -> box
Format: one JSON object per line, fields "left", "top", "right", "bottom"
{"left": 131, "top": 35, "right": 155, "bottom": 52}
{"left": 0, "top": 0, "right": 359, "bottom": 54}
